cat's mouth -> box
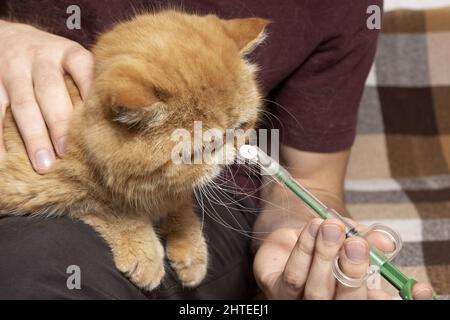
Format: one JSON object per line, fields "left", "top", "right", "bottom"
{"left": 192, "top": 144, "right": 237, "bottom": 186}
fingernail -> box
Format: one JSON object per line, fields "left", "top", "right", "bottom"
{"left": 345, "top": 241, "right": 368, "bottom": 263}
{"left": 56, "top": 136, "right": 66, "bottom": 156}
{"left": 321, "top": 224, "right": 342, "bottom": 244}
{"left": 308, "top": 223, "right": 320, "bottom": 238}
{"left": 415, "top": 288, "right": 432, "bottom": 300}
{"left": 35, "top": 149, "right": 54, "bottom": 170}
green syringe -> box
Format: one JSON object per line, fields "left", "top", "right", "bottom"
{"left": 239, "top": 145, "right": 438, "bottom": 300}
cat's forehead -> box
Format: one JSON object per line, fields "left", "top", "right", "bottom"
{"left": 95, "top": 13, "right": 241, "bottom": 70}
{"left": 139, "top": 14, "right": 236, "bottom": 55}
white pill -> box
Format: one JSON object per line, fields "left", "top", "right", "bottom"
{"left": 239, "top": 144, "right": 258, "bottom": 160}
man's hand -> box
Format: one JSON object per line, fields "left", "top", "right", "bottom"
{"left": 253, "top": 145, "right": 434, "bottom": 300}
{"left": 0, "top": 20, "right": 93, "bottom": 172}
{"left": 254, "top": 219, "right": 434, "bottom": 300}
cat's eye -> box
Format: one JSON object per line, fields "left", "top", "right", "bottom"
{"left": 154, "top": 87, "right": 171, "bottom": 102}
{"left": 112, "top": 106, "right": 128, "bottom": 116}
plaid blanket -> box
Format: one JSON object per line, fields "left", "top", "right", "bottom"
{"left": 346, "top": 7, "right": 450, "bottom": 297}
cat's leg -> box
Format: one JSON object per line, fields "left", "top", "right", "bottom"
{"left": 161, "top": 203, "right": 208, "bottom": 287}
{"left": 81, "top": 212, "right": 165, "bottom": 291}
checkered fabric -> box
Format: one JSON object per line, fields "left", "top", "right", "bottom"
{"left": 346, "top": 8, "right": 450, "bottom": 297}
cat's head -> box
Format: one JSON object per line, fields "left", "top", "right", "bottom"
{"left": 81, "top": 10, "right": 269, "bottom": 191}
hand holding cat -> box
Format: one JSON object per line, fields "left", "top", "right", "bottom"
{"left": 0, "top": 20, "right": 93, "bottom": 173}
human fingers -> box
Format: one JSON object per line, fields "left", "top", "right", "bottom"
{"left": 368, "top": 289, "right": 393, "bottom": 300}
{"left": 32, "top": 61, "right": 73, "bottom": 156}
{"left": 412, "top": 282, "right": 434, "bottom": 300}
{"left": 62, "top": 45, "right": 94, "bottom": 100}
{"left": 274, "top": 218, "right": 323, "bottom": 299}
{"left": 335, "top": 237, "right": 370, "bottom": 300}
{"left": 303, "top": 219, "right": 346, "bottom": 300}
{"left": 4, "top": 68, "right": 55, "bottom": 173}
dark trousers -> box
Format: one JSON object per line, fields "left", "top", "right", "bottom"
{"left": 0, "top": 191, "right": 259, "bottom": 299}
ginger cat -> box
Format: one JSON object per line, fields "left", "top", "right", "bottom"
{"left": 0, "top": 10, "right": 267, "bottom": 290}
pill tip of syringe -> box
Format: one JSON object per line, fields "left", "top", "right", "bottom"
{"left": 239, "top": 145, "right": 258, "bottom": 160}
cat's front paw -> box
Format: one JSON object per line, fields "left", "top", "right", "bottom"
{"left": 167, "top": 235, "right": 208, "bottom": 287}
{"left": 113, "top": 238, "right": 165, "bottom": 291}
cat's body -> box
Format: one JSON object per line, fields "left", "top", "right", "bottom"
{"left": 0, "top": 11, "right": 268, "bottom": 290}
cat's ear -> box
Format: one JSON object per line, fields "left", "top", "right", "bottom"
{"left": 222, "top": 17, "right": 270, "bottom": 55}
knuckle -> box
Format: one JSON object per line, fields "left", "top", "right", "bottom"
{"left": 304, "top": 290, "right": 329, "bottom": 300}
{"left": 296, "top": 237, "right": 314, "bottom": 256}
{"left": 49, "top": 115, "right": 71, "bottom": 131}
{"left": 26, "top": 134, "right": 51, "bottom": 149}
{"left": 34, "top": 72, "right": 61, "bottom": 89}
{"left": 256, "top": 274, "right": 274, "bottom": 292}
{"left": 345, "top": 268, "right": 367, "bottom": 279}
{"left": 32, "top": 47, "right": 50, "bottom": 61}
{"left": 2, "top": 55, "right": 25, "bottom": 73}
{"left": 340, "top": 260, "right": 368, "bottom": 278}
{"left": 345, "top": 237, "right": 369, "bottom": 249}
{"left": 12, "top": 99, "right": 37, "bottom": 112}
{"left": 282, "top": 272, "right": 304, "bottom": 291}
{"left": 65, "top": 45, "right": 92, "bottom": 65}
{"left": 314, "top": 249, "right": 339, "bottom": 263}
{"left": 310, "top": 218, "right": 324, "bottom": 226}
{"left": 325, "top": 219, "right": 346, "bottom": 229}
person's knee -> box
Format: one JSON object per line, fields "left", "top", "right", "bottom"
{"left": 0, "top": 216, "right": 145, "bottom": 299}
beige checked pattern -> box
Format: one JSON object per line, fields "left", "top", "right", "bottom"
{"left": 346, "top": 8, "right": 450, "bottom": 297}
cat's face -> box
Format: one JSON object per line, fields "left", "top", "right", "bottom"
{"left": 82, "top": 11, "right": 268, "bottom": 191}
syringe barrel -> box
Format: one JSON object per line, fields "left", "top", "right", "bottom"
{"left": 271, "top": 168, "right": 357, "bottom": 234}
{"left": 269, "top": 168, "right": 330, "bottom": 220}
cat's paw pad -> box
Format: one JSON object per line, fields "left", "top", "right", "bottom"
{"left": 167, "top": 236, "right": 208, "bottom": 287}
{"left": 113, "top": 240, "right": 165, "bottom": 291}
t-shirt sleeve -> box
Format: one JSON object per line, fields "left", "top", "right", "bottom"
{"left": 0, "top": 2, "right": 8, "bottom": 18}
{"left": 274, "top": 3, "right": 381, "bottom": 153}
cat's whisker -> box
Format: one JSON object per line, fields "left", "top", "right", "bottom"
{"left": 211, "top": 166, "right": 299, "bottom": 214}
{"left": 209, "top": 180, "right": 289, "bottom": 214}
{"left": 196, "top": 185, "right": 238, "bottom": 232}
{"left": 195, "top": 172, "right": 290, "bottom": 239}
{"left": 204, "top": 184, "right": 246, "bottom": 231}
{"left": 262, "top": 98, "right": 304, "bottom": 129}
{"left": 258, "top": 108, "right": 283, "bottom": 132}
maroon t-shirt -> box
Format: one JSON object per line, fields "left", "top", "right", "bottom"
{"left": 1, "top": 0, "right": 381, "bottom": 200}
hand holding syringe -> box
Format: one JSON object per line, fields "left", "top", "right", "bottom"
{"left": 239, "top": 145, "right": 439, "bottom": 300}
